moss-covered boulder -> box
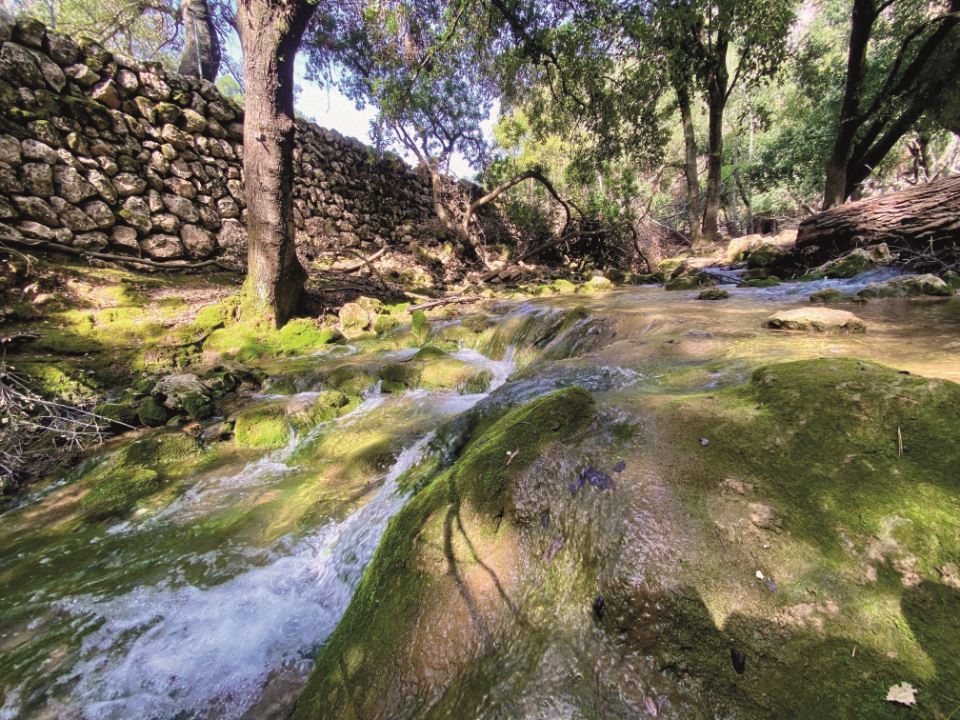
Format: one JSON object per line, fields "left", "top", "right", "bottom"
{"left": 378, "top": 362, "right": 421, "bottom": 393}
{"left": 857, "top": 274, "right": 952, "bottom": 299}
{"left": 411, "top": 309, "right": 431, "bottom": 344}
{"left": 325, "top": 364, "right": 377, "bottom": 397}
{"left": 233, "top": 405, "right": 292, "bottom": 449}
{"left": 764, "top": 307, "right": 867, "bottom": 333}
{"left": 153, "top": 373, "right": 213, "bottom": 419}
{"left": 293, "top": 387, "right": 595, "bottom": 720}
{"left": 664, "top": 262, "right": 717, "bottom": 291}
{"left": 78, "top": 431, "right": 204, "bottom": 520}
{"left": 808, "top": 288, "right": 862, "bottom": 304}
{"left": 805, "top": 244, "right": 893, "bottom": 280}
{"left": 579, "top": 275, "right": 614, "bottom": 294}
{"left": 418, "top": 356, "right": 490, "bottom": 393}
{"left": 698, "top": 288, "right": 730, "bottom": 300}
{"left": 286, "top": 390, "right": 351, "bottom": 430}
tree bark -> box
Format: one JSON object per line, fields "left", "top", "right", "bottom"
{"left": 237, "top": 0, "right": 315, "bottom": 326}
{"left": 700, "top": 46, "right": 728, "bottom": 244}
{"left": 675, "top": 81, "right": 703, "bottom": 245}
{"left": 823, "top": 0, "right": 877, "bottom": 209}
{"left": 179, "top": 0, "right": 222, "bottom": 81}
{"left": 797, "top": 175, "right": 960, "bottom": 266}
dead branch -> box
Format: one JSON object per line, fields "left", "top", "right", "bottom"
{"left": 341, "top": 246, "right": 388, "bottom": 273}
{"left": 408, "top": 295, "right": 482, "bottom": 312}
{"left": 2, "top": 238, "right": 235, "bottom": 271}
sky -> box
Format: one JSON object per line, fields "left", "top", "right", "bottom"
{"left": 293, "top": 58, "right": 490, "bottom": 179}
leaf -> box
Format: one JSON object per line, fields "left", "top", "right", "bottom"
{"left": 886, "top": 682, "right": 917, "bottom": 706}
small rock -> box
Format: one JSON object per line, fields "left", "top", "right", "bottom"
{"left": 764, "top": 307, "right": 867, "bottom": 334}
{"left": 592, "top": 595, "right": 605, "bottom": 620}
{"left": 730, "top": 648, "right": 746, "bottom": 674}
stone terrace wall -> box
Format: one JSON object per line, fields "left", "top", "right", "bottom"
{"left": 0, "top": 15, "right": 436, "bottom": 267}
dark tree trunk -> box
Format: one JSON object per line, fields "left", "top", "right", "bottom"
{"left": 797, "top": 176, "right": 960, "bottom": 266}
{"left": 701, "top": 40, "right": 728, "bottom": 244}
{"left": 823, "top": 0, "right": 877, "bottom": 209}
{"left": 179, "top": 0, "right": 222, "bottom": 81}
{"left": 237, "top": 0, "right": 315, "bottom": 326}
{"left": 675, "top": 81, "right": 702, "bottom": 245}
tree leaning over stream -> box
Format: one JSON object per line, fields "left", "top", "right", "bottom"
{"left": 237, "top": 0, "right": 318, "bottom": 326}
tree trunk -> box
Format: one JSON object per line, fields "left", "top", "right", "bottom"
{"left": 823, "top": 0, "right": 877, "bottom": 209}
{"left": 701, "top": 50, "right": 728, "bottom": 244}
{"left": 179, "top": 0, "right": 221, "bottom": 81}
{"left": 797, "top": 175, "right": 960, "bottom": 267}
{"left": 237, "top": 0, "right": 315, "bottom": 326}
{"left": 675, "top": 81, "right": 702, "bottom": 245}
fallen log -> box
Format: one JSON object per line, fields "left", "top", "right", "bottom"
{"left": 796, "top": 176, "right": 960, "bottom": 268}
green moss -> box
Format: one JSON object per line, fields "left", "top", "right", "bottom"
{"left": 325, "top": 365, "right": 376, "bottom": 397}
{"left": 372, "top": 314, "right": 400, "bottom": 335}
{"left": 737, "top": 276, "right": 781, "bottom": 288}
{"left": 78, "top": 432, "right": 205, "bottom": 520}
{"left": 378, "top": 362, "right": 420, "bottom": 393}
{"left": 233, "top": 405, "right": 292, "bottom": 449}
{"left": 417, "top": 357, "right": 482, "bottom": 392}
{"left": 698, "top": 288, "right": 730, "bottom": 300}
{"left": 294, "top": 387, "right": 595, "bottom": 720}
{"left": 411, "top": 309, "right": 431, "bottom": 344}
{"left": 412, "top": 345, "right": 447, "bottom": 360}
{"left": 137, "top": 397, "right": 169, "bottom": 426}
{"left": 639, "top": 358, "right": 960, "bottom": 719}
{"left": 809, "top": 288, "right": 863, "bottom": 304}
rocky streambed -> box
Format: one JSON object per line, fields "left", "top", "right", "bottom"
{"left": 2, "top": 273, "right": 959, "bottom": 720}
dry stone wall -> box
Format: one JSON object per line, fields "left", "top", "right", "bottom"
{"left": 0, "top": 15, "right": 436, "bottom": 268}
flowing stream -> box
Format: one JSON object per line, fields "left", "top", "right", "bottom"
{"left": 2, "top": 273, "right": 960, "bottom": 719}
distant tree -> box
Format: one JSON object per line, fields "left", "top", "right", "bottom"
{"left": 309, "top": 0, "right": 573, "bottom": 268}
{"left": 178, "top": 0, "right": 222, "bottom": 80}
{"left": 237, "top": 0, "right": 317, "bottom": 325}
{"left": 823, "top": 0, "right": 960, "bottom": 208}
{"left": 17, "top": 0, "right": 227, "bottom": 80}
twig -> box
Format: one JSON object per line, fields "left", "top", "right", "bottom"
{"left": 2, "top": 237, "right": 234, "bottom": 271}
{"left": 408, "top": 295, "right": 482, "bottom": 312}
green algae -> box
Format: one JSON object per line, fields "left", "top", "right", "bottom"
{"left": 78, "top": 432, "right": 206, "bottom": 520}
{"left": 642, "top": 357, "right": 960, "bottom": 719}
{"left": 293, "top": 387, "right": 595, "bottom": 720}
{"left": 233, "top": 405, "right": 292, "bottom": 449}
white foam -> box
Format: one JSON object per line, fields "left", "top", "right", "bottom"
{"left": 57, "top": 435, "right": 432, "bottom": 720}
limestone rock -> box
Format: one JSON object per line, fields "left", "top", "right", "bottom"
{"left": 54, "top": 165, "right": 97, "bottom": 203}
{"left": 73, "top": 231, "right": 109, "bottom": 249}
{"left": 856, "top": 274, "right": 951, "bottom": 299}
{"left": 180, "top": 223, "right": 215, "bottom": 258}
{"left": 113, "top": 172, "right": 147, "bottom": 197}
{"left": 764, "top": 307, "right": 867, "bottom": 333}
{"left": 0, "top": 135, "right": 21, "bottom": 166}
{"left": 141, "top": 233, "right": 183, "bottom": 259}
{"left": 90, "top": 79, "right": 122, "bottom": 109}
{"left": 20, "top": 163, "right": 53, "bottom": 196}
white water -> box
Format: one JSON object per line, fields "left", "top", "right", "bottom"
{"left": 33, "top": 347, "right": 519, "bottom": 720}
{"left": 55, "top": 435, "right": 432, "bottom": 720}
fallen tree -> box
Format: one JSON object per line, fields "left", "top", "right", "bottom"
{"left": 796, "top": 176, "right": 960, "bottom": 270}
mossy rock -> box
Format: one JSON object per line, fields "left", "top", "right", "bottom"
{"left": 664, "top": 263, "right": 717, "bottom": 291}
{"left": 372, "top": 313, "right": 400, "bottom": 335}
{"left": 806, "top": 244, "right": 893, "bottom": 280}
{"left": 942, "top": 271, "right": 960, "bottom": 292}
{"left": 579, "top": 275, "right": 614, "bottom": 294}
{"left": 412, "top": 345, "right": 447, "bottom": 361}
{"left": 33, "top": 330, "right": 101, "bottom": 355}
{"left": 287, "top": 390, "right": 350, "bottom": 430}
{"left": 78, "top": 431, "right": 204, "bottom": 520}
{"left": 410, "top": 309, "right": 431, "bottom": 344}
{"left": 417, "top": 357, "right": 486, "bottom": 393}
{"left": 325, "top": 365, "right": 376, "bottom": 397}
{"left": 378, "top": 362, "right": 421, "bottom": 393}
{"left": 857, "top": 274, "right": 952, "bottom": 299}
{"left": 698, "top": 288, "right": 730, "bottom": 300}
{"left": 137, "top": 396, "right": 169, "bottom": 426}
{"left": 294, "top": 387, "right": 595, "bottom": 720}
{"left": 809, "top": 288, "right": 862, "bottom": 304}
{"left": 233, "top": 405, "right": 292, "bottom": 449}
{"left": 764, "top": 307, "right": 866, "bottom": 333}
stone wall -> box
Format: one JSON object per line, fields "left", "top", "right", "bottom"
{"left": 0, "top": 15, "right": 437, "bottom": 268}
